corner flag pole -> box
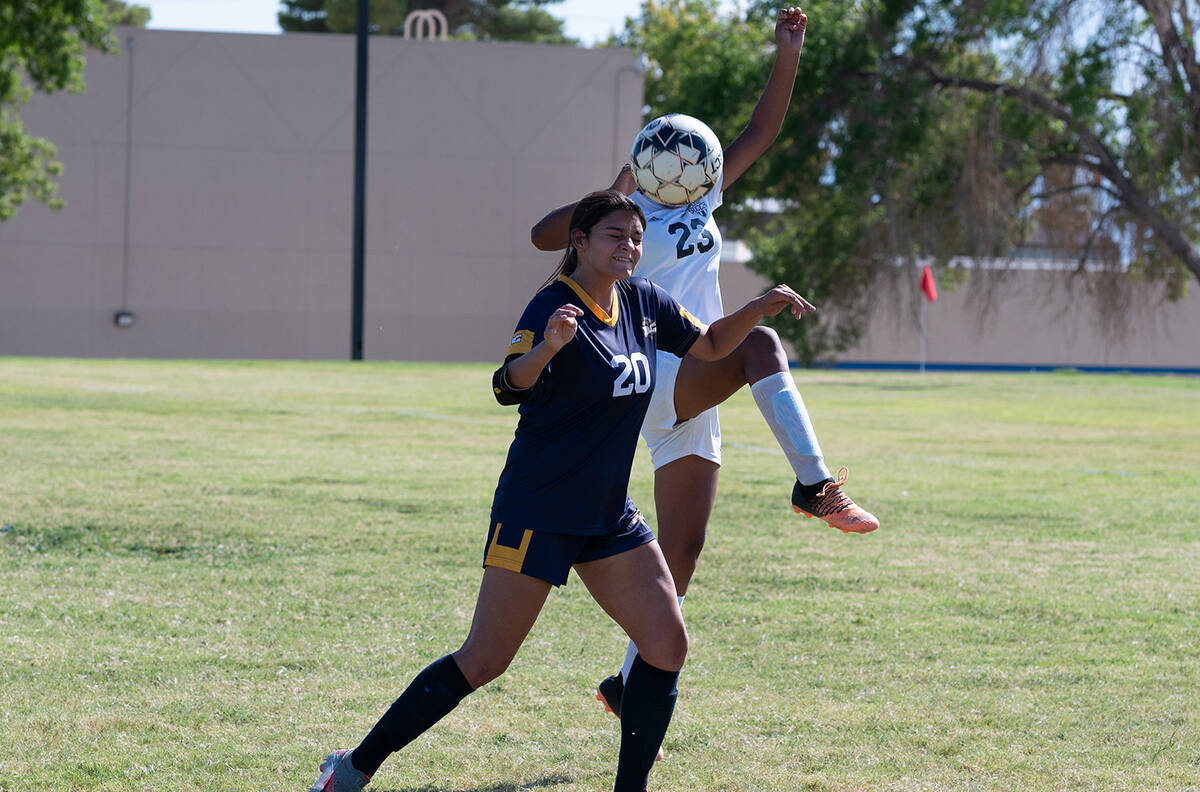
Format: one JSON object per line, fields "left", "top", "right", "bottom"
{"left": 920, "top": 299, "right": 927, "bottom": 373}
{"left": 351, "top": 0, "right": 369, "bottom": 360}
{"left": 919, "top": 265, "right": 939, "bottom": 373}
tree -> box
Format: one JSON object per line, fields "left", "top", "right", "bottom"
{"left": 0, "top": 1, "right": 139, "bottom": 222}
{"left": 618, "top": 1, "right": 940, "bottom": 361}
{"left": 279, "top": 0, "right": 576, "bottom": 44}
{"left": 617, "top": 0, "right": 1200, "bottom": 363}
{"left": 105, "top": 1, "right": 151, "bottom": 27}
{"left": 890, "top": 0, "right": 1200, "bottom": 294}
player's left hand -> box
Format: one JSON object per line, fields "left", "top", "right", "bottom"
{"left": 611, "top": 163, "right": 637, "bottom": 196}
{"left": 776, "top": 7, "right": 808, "bottom": 55}
{"left": 544, "top": 304, "right": 584, "bottom": 351}
{"left": 753, "top": 284, "right": 816, "bottom": 320}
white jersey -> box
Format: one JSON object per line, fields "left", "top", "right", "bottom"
{"left": 631, "top": 174, "right": 725, "bottom": 325}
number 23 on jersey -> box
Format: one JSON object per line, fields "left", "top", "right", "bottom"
{"left": 668, "top": 218, "right": 715, "bottom": 259}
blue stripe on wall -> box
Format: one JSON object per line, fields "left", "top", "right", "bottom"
{"left": 805, "top": 361, "right": 1200, "bottom": 376}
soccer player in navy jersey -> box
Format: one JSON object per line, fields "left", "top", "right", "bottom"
{"left": 308, "top": 190, "right": 813, "bottom": 792}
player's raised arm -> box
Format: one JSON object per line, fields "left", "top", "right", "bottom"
{"left": 720, "top": 7, "right": 807, "bottom": 191}
{"left": 530, "top": 166, "right": 637, "bottom": 250}
{"left": 493, "top": 304, "right": 584, "bottom": 404}
{"left": 687, "top": 285, "right": 815, "bottom": 362}
{"left": 506, "top": 305, "right": 583, "bottom": 387}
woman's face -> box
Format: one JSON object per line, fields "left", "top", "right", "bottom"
{"left": 572, "top": 210, "right": 644, "bottom": 282}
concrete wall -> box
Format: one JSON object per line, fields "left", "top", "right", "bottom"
{"left": 2, "top": 28, "right": 1196, "bottom": 370}
{"left": 0, "top": 28, "right": 643, "bottom": 361}
{"left": 718, "top": 256, "right": 1200, "bottom": 370}
{"left": 838, "top": 262, "right": 1200, "bottom": 370}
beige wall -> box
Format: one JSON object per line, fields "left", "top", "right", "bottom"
{"left": 2, "top": 28, "right": 1196, "bottom": 371}
{"left": 0, "top": 28, "right": 643, "bottom": 361}
{"left": 719, "top": 257, "right": 1200, "bottom": 370}
{"left": 846, "top": 263, "right": 1200, "bottom": 369}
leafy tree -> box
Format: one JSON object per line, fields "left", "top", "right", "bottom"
{"left": 279, "top": 0, "right": 575, "bottom": 44}
{"left": 890, "top": 0, "right": 1200, "bottom": 296}
{"left": 617, "top": 0, "right": 1200, "bottom": 362}
{"left": 105, "top": 0, "right": 151, "bottom": 27}
{"left": 1, "top": 0, "right": 123, "bottom": 222}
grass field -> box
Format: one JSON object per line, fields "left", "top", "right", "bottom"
{"left": 1, "top": 357, "right": 1198, "bottom": 792}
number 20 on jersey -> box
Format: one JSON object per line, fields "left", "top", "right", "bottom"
{"left": 612, "top": 353, "right": 651, "bottom": 396}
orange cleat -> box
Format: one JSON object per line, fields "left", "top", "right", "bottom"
{"left": 792, "top": 467, "right": 879, "bottom": 533}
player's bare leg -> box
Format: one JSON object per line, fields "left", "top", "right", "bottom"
{"left": 603, "top": 455, "right": 716, "bottom": 720}
{"left": 654, "top": 455, "right": 720, "bottom": 598}
{"left": 674, "top": 326, "right": 878, "bottom": 533}
{"left": 452, "top": 567, "right": 553, "bottom": 688}
{"left": 606, "top": 327, "right": 875, "bottom": 687}
{"left": 319, "top": 569, "right": 551, "bottom": 789}
{"left": 672, "top": 325, "right": 787, "bottom": 420}
{"left": 576, "top": 542, "right": 687, "bottom": 788}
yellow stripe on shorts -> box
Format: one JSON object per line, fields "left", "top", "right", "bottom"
{"left": 484, "top": 522, "right": 533, "bottom": 574}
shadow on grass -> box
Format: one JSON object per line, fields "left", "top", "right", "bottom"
{"left": 1, "top": 522, "right": 271, "bottom": 562}
{"left": 376, "top": 774, "right": 575, "bottom": 792}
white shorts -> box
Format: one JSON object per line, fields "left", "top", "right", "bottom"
{"left": 641, "top": 351, "right": 722, "bottom": 470}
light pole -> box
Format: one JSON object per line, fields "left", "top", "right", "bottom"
{"left": 351, "top": 0, "right": 369, "bottom": 360}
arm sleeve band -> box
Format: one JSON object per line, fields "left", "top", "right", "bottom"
{"left": 492, "top": 359, "right": 533, "bottom": 405}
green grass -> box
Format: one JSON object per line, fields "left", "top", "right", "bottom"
{"left": 1, "top": 358, "right": 1198, "bottom": 792}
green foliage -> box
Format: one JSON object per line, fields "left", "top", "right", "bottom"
{"left": 617, "top": 0, "right": 1200, "bottom": 362}
{"left": 104, "top": 0, "right": 150, "bottom": 27}
{"left": 279, "top": 0, "right": 576, "bottom": 44}
{"left": 0, "top": 112, "right": 66, "bottom": 219}
{"left": 0, "top": 0, "right": 117, "bottom": 222}
{"left": 899, "top": 0, "right": 1199, "bottom": 292}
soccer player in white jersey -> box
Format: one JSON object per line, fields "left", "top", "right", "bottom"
{"left": 531, "top": 7, "right": 879, "bottom": 723}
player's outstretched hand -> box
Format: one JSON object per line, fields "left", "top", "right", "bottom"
{"left": 544, "top": 304, "right": 584, "bottom": 350}
{"left": 611, "top": 163, "right": 637, "bottom": 196}
{"left": 776, "top": 7, "right": 808, "bottom": 55}
{"left": 753, "top": 284, "right": 816, "bottom": 321}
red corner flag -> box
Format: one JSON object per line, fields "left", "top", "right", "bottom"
{"left": 920, "top": 265, "right": 939, "bottom": 302}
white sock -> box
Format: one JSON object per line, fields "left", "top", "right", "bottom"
{"left": 750, "top": 371, "right": 832, "bottom": 486}
{"left": 621, "top": 595, "right": 684, "bottom": 680}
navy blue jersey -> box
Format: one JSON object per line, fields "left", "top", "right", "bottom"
{"left": 491, "top": 275, "right": 702, "bottom": 535}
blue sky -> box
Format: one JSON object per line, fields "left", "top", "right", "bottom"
{"left": 140, "top": 0, "right": 658, "bottom": 44}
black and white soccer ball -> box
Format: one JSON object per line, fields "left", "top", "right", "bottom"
{"left": 630, "top": 113, "right": 723, "bottom": 207}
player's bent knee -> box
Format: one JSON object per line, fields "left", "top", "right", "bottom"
{"left": 639, "top": 625, "right": 689, "bottom": 672}
{"left": 660, "top": 530, "right": 706, "bottom": 567}
{"left": 740, "top": 326, "right": 789, "bottom": 378}
{"left": 745, "top": 326, "right": 784, "bottom": 358}
{"left": 452, "top": 647, "right": 514, "bottom": 689}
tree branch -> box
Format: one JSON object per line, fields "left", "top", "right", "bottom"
{"left": 1031, "top": 182, "right": 1122, "bottom": 203}
{"left": 1173, "top": 0, "right": 1199, "bottom": 77}
{"left": 1077, "top": 205, "right": 1122, "bottom": 271}
{"left": 1178, "top": 1, "right": 1198, "bottom": 48}
{"left": 1040, "top": 153, "right": 1104, "bottom": 170}
{"left": 1139, "top": 0, "right": 1200, "bottom": 139}
{"left": 913, "top": 58, "right": 1200, "bottom": 284}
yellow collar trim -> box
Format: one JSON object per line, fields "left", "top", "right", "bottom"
{"left": 557, "top": 275, "right": 619, "bottom": 327}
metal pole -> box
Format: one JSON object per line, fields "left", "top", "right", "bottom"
{"left": 920, "top": 298, "right": 927, "bottom": 373}
{"left": 120, "top": 35, "right": 135, "bottom": 313}
{"left": 351, "top": 0, "right": 369, "bottom": 360}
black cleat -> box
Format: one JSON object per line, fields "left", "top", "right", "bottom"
{"left": 595, "top": 673, "right": 624, "bottom": 718}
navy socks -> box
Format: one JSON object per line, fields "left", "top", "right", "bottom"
{"left": 351, "top": 654, "right": 475, "bottom": 777}
{"left": 347, "top": 652, "right": 676, "bottom": 789}
{"left": 613, "top": 654, "right": 680, "bottom": 792}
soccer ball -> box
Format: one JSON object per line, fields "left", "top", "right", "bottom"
{"left": 630, "top": 113, "right": 723, "bottom": 207}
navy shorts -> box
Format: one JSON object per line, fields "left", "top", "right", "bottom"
{"left": 482, "top": 513, "right": 656, "bottom": 587}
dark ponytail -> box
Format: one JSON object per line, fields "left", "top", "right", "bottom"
{"left": 539, "top": 190, "right": 646, "bottom": 292}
